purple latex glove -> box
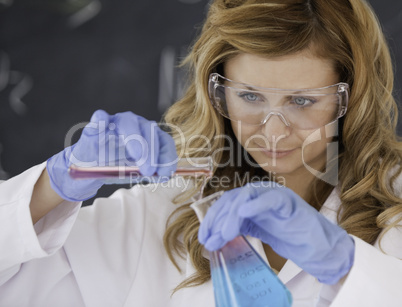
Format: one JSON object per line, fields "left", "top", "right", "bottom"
{"left": 198, "top": 182, "right": 355, "bottom": 284}
{"left": 47, "top": 110, "right": 177, "bottom": 201}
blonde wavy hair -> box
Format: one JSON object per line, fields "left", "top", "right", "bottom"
{"left": 162, "top": 0, "right": 402, "bottom": 291}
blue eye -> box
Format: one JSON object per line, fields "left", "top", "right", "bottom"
{"left": 238, "top": 92, "right": 260, "bottom": 102}
{"left": 292, "top": 96, "right": 316, "bottom": 107}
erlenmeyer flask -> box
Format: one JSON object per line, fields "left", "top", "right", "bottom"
{"left": 191, "top": 191, "right": 292, "bottom": 307}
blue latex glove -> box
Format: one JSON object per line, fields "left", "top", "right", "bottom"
{"left": 198, "top": 182, "right": 355, "bottom": 285}
{"left": 47, "top": 110, "right": 178, "bottom": 201}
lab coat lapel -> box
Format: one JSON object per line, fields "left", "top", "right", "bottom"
{"left": 319, "top": 188, "right": 341, "bottom": 225}
{"left": 64, "top": 217, "right": 134, "bottom": 307}
{"left": 277, "top": 260, "right": 303, "bottom": 284}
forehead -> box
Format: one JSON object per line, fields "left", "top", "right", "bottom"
{"left": 224, "top": 52, "right": 339, "bottom": 90}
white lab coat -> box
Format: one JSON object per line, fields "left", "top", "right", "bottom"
{"left": 1, "top": 162, "right": 402, "bottom": 307}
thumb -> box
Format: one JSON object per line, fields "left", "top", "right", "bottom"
{"left": 82, "top": 110, "right": 111, "bottom": 136}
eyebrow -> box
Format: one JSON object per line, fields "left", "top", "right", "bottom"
{"left": 239, "top": 84, "right": 311, "bottom": 95}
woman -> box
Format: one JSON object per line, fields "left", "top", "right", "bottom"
{"left": 1, "top": 0, "right": 402, "bottom": 306}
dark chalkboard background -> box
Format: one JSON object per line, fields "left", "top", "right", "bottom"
{"left": 0, "top": 0, "right": 401, "bottom": 201}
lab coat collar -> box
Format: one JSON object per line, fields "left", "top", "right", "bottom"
{"left": 64, "top": 216, "right": 136, "bottom": 307}
{"left": 319, "top": 187, "right": 341, "bottom": 225}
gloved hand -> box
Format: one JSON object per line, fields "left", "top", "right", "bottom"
{"left": 198, "top": 182, "right": 355, "bottom": 285}
{"left": 47, "top": 110, "right": 178, "bottom": 202}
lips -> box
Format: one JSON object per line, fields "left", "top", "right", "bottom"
{"left": 253, "top": 142, "right": 295, "bottom": 152}
{"left": 264, "top": 149, "right": 295, "bottom": 153}
{"left": 263, "top": 149, "right": 295, "bottom": 158}
{"left": 252, "top": 143, "right": 297, "bottom": 158}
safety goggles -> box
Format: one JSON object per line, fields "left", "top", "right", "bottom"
{"left": 208, "top": 73, "right": 349, "bottom": 130}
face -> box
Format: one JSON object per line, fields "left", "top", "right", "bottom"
{"left": 224, "top": 51, "right": 340, "bottom": 182}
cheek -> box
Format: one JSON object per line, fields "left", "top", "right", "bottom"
{"left": 297, "top": 128, "right": 331, "bottom": 160}
{"left": 231, "top": 122, "right": 260, "bottom": 148}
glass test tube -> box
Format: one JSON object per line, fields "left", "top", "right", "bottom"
{"left": 191, "top": 192, "right": 292, "bottom": 307}
{"left": 68, "top": 157, "right": 213, "bottom": 183}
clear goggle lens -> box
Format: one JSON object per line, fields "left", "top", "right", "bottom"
{"left": 208, "top": 73, "right": 349, "bottom": 130}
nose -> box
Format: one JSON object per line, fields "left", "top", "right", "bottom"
{"left": 261, "top": 112, "right": 291, "bottom": 140}
{"left": 262, "top": 112, "right": 290, "bottom": 126}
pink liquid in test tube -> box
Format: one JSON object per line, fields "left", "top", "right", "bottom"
{"left": 68, "top": 157, "right": 213, "bottom": 183}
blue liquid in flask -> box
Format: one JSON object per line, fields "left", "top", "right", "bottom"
{"left": 191, "top": 191, "right": 292, "bottom": 307}
{"left": 210, "top": 236, "right": 292, "bottom": 307}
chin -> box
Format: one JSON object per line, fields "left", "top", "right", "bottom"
{"left": 260, "top": 163, "right": 300, "bottom": 176}
{"left": 246, "top": 149, "right": 297, "bottom": 170}
{"left": 247, "top": 155, "right": 299, "bottom": 175}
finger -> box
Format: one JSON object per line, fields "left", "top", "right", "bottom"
{"left": 204, "top": 233, "right": 227, "bottom": 251}
{"left": 82, "top": 109, "right": 110, "bottom": 136}
{"left": 220, "top": 187, "right": 253, "bottom": 241}
{"left": 137, "top": 117, "right": 159, "bottom": 176}
{"left": 155, "top": 128, "right": 178, "bottom": 177}
{"left": 114, "top": 112, "right": 155, "bottom": 174}
{"left": 238, "top": 189, "right": 295, "bottom": 219}
{"left": 198, "top": 190, "right": 237, "bottom": 244}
